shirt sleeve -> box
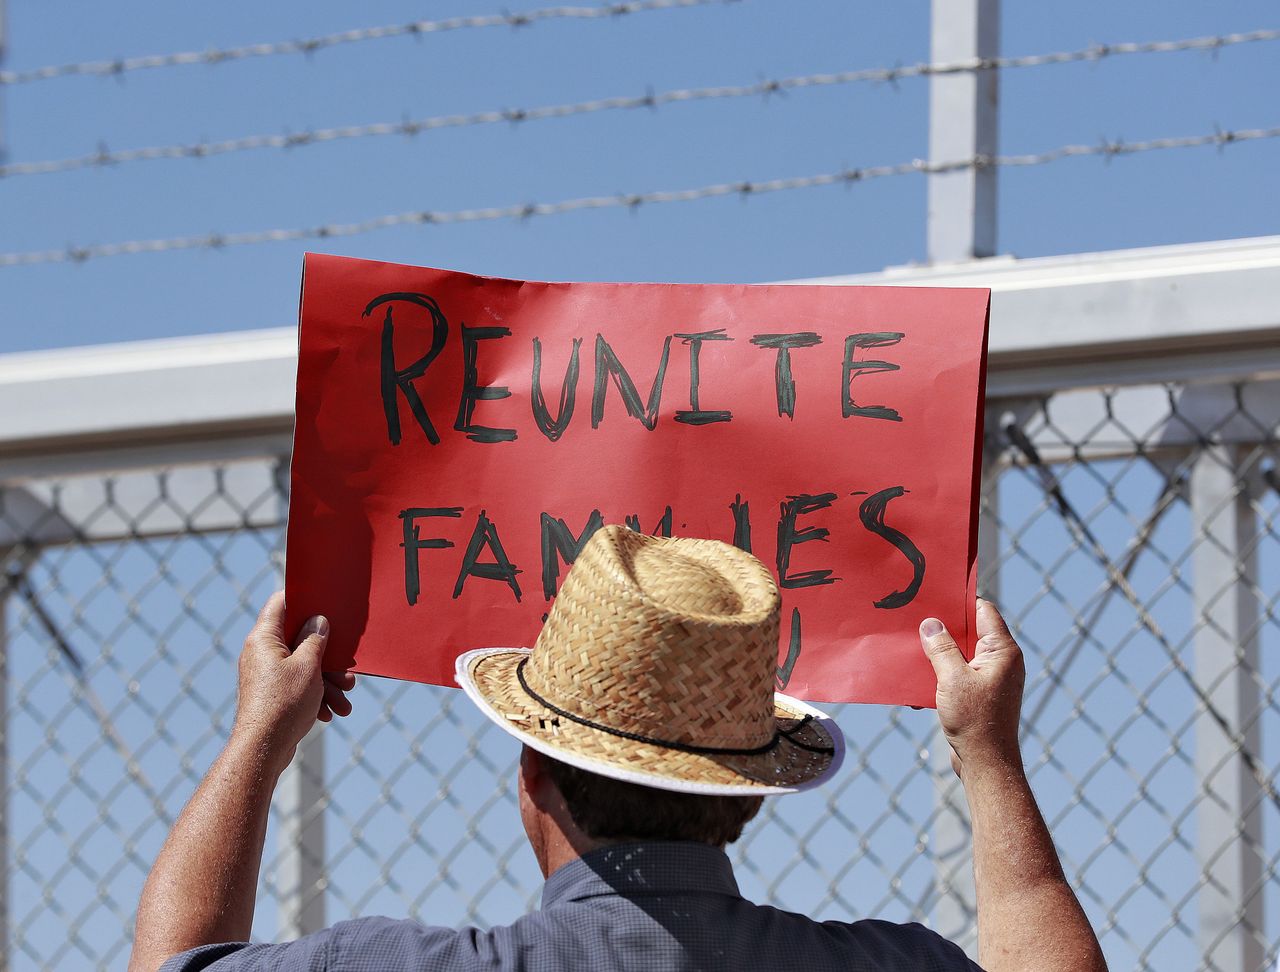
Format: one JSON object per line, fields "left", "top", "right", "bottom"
{"left": 850, "top": 919, "right": 985, "bottom": 971}
{"left": 156, "top": 928, "right": 331, "bottom": 971}
{"left": 156, "top": 918, "right": 490, "bottom": 972}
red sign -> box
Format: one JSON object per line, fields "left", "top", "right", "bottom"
{"left": 286, "top": 253, "right": 989, "bottom": 707}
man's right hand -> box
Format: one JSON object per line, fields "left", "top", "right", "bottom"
{"left": 919, "top": 599, "right": 1026, "bottom": 779}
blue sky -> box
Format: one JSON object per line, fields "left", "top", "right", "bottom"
{"left": 1, "top": 0, "right": 1278, "bottom": 353}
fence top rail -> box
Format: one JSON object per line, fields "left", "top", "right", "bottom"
{"left": 2, "top": 235, "right": 1278, "bottom": 479}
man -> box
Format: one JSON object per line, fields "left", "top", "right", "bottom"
{"left": 130, "top": 526, "right": 1107, "bottom": 971}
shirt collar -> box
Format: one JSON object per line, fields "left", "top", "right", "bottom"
{"left": 540, "top": 841, "right": 742, "bottom": 910}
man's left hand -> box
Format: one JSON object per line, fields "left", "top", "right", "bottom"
{"left": 232, "top": 592, "right": 355, "bottom": 771}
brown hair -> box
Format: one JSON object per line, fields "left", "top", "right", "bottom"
{"left": 544, "top": 755, "right": 764, "bottom": 847}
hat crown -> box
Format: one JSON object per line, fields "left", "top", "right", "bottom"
{"left": 524, "top": 525, "right": 781, "bottom": 750}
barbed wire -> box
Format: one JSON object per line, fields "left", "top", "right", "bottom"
{"left": 0, "top": 0, "right": 741, "bottom": 86}
{"left": 2, "top": 124, "right": 1276, "bottom": 268}
{"left": 4, "top": 27, "right": 1277, "bottom": 182}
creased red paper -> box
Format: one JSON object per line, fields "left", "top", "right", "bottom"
{"left": 286, "top": 253, "right": 990, "bottom": 707}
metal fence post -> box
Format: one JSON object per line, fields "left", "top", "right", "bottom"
{"left": 275, "top": 726, "right": 327, "bottom": 938}
{"left": 926, "top": 0, "right": 999, "bottom": 263}
{"left": 925, "top": 0, "right": 998, "bottom": 944}
{"left": 1190, "top": 444, "right": 1263, "bottom": 972}
{"left": 272, "top": 458, "right": 327, "bottom": 939}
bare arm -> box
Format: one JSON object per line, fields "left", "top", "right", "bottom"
{"left": 128, "top": 593, "right": 354, "bottom": 972}
{"left": 921, "top": 601, "right": 1107, "bottom": 972}
{"left": 127, "top": 729, "right": 284, "bottom": 971}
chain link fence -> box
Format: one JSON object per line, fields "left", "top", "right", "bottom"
{"left": 3, "top": 374, "right": 1277, "bottom": 971}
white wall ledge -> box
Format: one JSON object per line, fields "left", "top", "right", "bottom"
{"left": 2, "top": 235, "right": 1277, "bottom": 476}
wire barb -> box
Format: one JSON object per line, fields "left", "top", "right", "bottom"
{"left": 2, "top": 123, "right": 1278, "bottom": 268}
{"left": 0, "top": 0, "right": 741, "bottom": 86}
{"left": 4, "top": 26, "right": 1275, "bottom": 182}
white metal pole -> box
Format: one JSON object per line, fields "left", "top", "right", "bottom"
{"left": 275, "top": 726, "right": 327, "bottom": 938}
{"left": 927, "top": 0, "right": 999, "bottom": 263}
{"left": 272, "top": 459, "right": 327, "bottom": 939}
{"left": 926, "top": 0, "right": 999, "bottom": 948}
{"left": 1191, "top": 444, "right": 1263, "bottom": 972}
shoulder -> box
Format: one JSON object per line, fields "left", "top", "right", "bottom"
{"left": 822, "top": 917, "right": 980, "bottom": 969}
{"left": 333, "top": 913, "right": 579, "bottom": 969}
{"left": 158, "top": 912, "right": 592, "bottom": 972}
{"left": 156, "top": 917, "right": 482, "bottom": 972}
{"left": 747, "top": 906, "right": 980, "bottom": 970}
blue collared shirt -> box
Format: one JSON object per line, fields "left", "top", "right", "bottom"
{"left": 160, "top": 842, "right": 982, "bottom": 971}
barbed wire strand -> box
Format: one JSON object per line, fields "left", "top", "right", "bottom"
{"left": 0, "top": 0, "right": 741, "bottom": 87}
{"left": 3, "top": 124, "right": 1277, "bottom": 269}
{"left": 5, "top": 27, "right": 1278, "bottom": 182}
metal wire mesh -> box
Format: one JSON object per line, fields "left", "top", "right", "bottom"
{"left": 2, "top": 376, "right": 1277, "bottom": 971}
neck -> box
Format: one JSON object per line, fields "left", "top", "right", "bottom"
{"left": 536, "top": 813, "right": 604, "bottom": 879}
{"left": 543, "top": 832, "right": 729, "bottom": 878}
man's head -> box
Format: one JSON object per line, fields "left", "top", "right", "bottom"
{"left": 457, "top": 526, "right": 842, "bottom": 872}
{"left": 517, "top": 745, "right": 764, "bottom": 876}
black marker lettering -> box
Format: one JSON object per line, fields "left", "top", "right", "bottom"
{"left": 370, "top": 292, "right": 449, "bottom": 445}
{"left": 775, "top": 607, "right": 803, "bottom": 689}
{"left": 540, "top": 510, "right": 605, "bottom": 599}
{"left": 674, "top": 329, "right": 732, "bottom": 426}
{"left": 453, "top": 510, "right": 522, "bottom": 601}
{"left": 398, "top": 507, "right": 463, "bottom": 605}
{"left": 776, "top": 492, "right": 839, "bottom": 589}
{"left": 857, "top": 486, "right": 926, "bottom": 608}
{"left": 454, "top": 325, "right": 517, "bottom": 443}
{"left": 749, "top": 333, "right": 822, "bottom": 419}
{"left": 531, "top": 337, "right": 582, "bottom": 442}
{"left": 624, "top": 506, "right": 674, "bottom": 537}
{"left": 730, "top": 494, "right": 752, "bottom": 553}
{"left": 592, "top": 334, "right": 673, "bottom": 431}
{"left": 842, "top": 332, "right": 904, "bottom": 422}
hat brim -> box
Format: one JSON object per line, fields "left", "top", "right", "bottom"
{"left": 456, "top": 647, "right": 844, "bottom": 796}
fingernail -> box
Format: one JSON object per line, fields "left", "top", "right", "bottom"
{"left": 309, "top": 615, "right": 329, "bottom": 637}
{"left": 920, "top": 618, "right": 944, "bottom": 638}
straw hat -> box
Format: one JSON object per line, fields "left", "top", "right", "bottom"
{"left": 456, "top": 525, "right": 843, "bottom": 795}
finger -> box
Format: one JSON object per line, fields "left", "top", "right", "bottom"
{"left": 321, "top": 689, "right": 351, "bottom": 719}
{"left": 290, "top": 615, "right": 329, "bottom": 674}
{"left": 974, "top": 599, "right": 1018, "bottom": 655}
{"left": 323, "top": 670, "right": 356, "bottom": 691}
{"left": 920, "top": 618, "right": 967, "bottom": 679}
{"left": 316, "top": 705, "right": 333, "bottom": 723}
{"left": 253, "top": 591, "right": 287, "bottom": 642}
{"left": 322, "top": 680, "right": 352, "bottom": 717}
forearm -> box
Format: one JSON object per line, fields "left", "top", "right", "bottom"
{"left": 129, "top": 731, "right": 286, "bottom": 972}
{"left": 964, "top": 757, "right": 1106, "bottom": 972}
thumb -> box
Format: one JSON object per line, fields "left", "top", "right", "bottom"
{"left": 289, "top": 615, "right": 329, "bottom": 673}
{"left": 920, "top": 618, "right": 967, "bottom": 680}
